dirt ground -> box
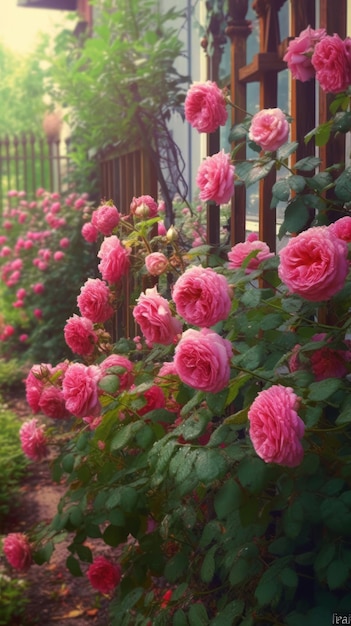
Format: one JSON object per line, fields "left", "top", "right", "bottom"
{"left": 3, "top": 394, "right": 115, "bottom": 626}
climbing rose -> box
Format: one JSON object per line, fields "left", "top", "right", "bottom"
{"left": 38, "top": 386, "right": 70, "bottom": 420}
{"left": 283, "top": 25, "right": 326, "bottom": 82}
{"left": 81, "top": 221, "right": 98, "bottom": 243}
{"left": 172, "top": 265, "right": 231, "bottom": 327}
{"left": 87, "top": 556, "right": 122, "bottom": 594}
{"left": 133, "top": 286, "right": 182, "bottom": 346}
{"left": 145, "top": 252, "right": 168, "bottom": 276}
{"left": 77, "top": 278, "right": 114, "bottom": 323}
{"left": 174, "top": 327, "right": 232, "bottom": 393}
{"left": 25, "top": 363, "right": 54, "bottom": 412}
{"left": 196, "top": 150, "right": 235, "bottom": 205}
{"left": 64, "top": 315, "right": 98, "bottom": 356}
{"left": 227, "top": 235, "right": 274, "bottom": 273}
{"left": 19, "top": 418, "right": 48, "bottom": 461}
{"left": 91, "top": 203, "right": 120, "bottom": 236}
{"left": 62, "top": 363, "right": 101, "bottom": 418}
{"left": 100, "top": 354, "right": 134, "bottom": 391}
{"left": 312, "top": 34, "right": 351, "bottom": 93}
{"left": 98, "top": 235, "right": 131, "bottom": 284}
{"left": 3, "top": 533, "right": 32, "bottom": 571}
{"left": 329, "top": 216, "right": 351, "bottom": 243}
{"left": 137, "top": 385, "right": 165, "bottom": 416}
{"left": 130, "top": 195, "right": 158, "bottom": 218}
{"left": 278, "top": 226, "right": 348, "bottom": 301}
{"left": 248, "top": 385, "right": 304, "bottom": 467}
{"left": 184, "top": 80, "right": 228, "bottom": 133}
{"left": 289, "top": 334, "right": 348, "bottom": 382}
{"left": 249, "top": 108, "right": 289, "bottom": 151}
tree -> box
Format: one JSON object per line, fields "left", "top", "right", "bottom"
{"left": 48, "top": 0, "right": 189, "bottom": 217}
{"left": 0, "top": 38, "right": 49, "bottom": 136}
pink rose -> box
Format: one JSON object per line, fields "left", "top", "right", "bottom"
{"left": 174, "top": 327, "right": 232, "bottom": 393}
{"left": 158, "top": 221, "right": 167, "bottom": 236}
{"left": 172, "top": 265, "right": 231, "bottom": 327}
{"left": 81, "top": 221, "right": 98, "bottom": 243}
{"left": 196, "top": 150, "right": 235, "bottom": 205}
{"left": 19, "top": 418, "right": 48, "bottom": 461}
{"left": 3, "top": 533, "right": 32, "bottom": 571}
{"left": 278, "top": 226, "right": 348, "bottom": 302}
{"left": 249, "top": 108, "right": 289, "bottom": 152}
{"left": 227, "top": 237, "right": 274, "bottom": 273}
{"left": 289, "top": 334, "right": 347, "bottom": 382}
{"left": 25, "top": 363, "right": 53, "bottom": 412}
{"left": 312, "top": 34, "right": 351, "bottom": 93}
{"left": 100, "top": 354, "right": 134, "bottom": 391}
{"left": 53, "top": 250, "right": 65, "bottom": 261}
{"left": 98, "top": 235, "right": 131, "bottom": 284}
{"left": 38, "top": 386, "right": 70, "bottom": 419}
{"left": 130, "top": 195, "right": 158, "bottom": 218}
{"left": 329, "top": 216, "right": 351, "bottom": 243}
{"left": 145, "top": 252, "right": 168, "bottom": 276}
{"left": 248, "top": 385, "right": 304, "bottom": 467}
{"left": 62, "top": 363, "right": 101, "bottom": 417}
{"left": 283, "top": 25, "right": 326, "bottom": 82}
{"left": 87, "top": 556, "right": 121, "bottom": 594}
{"left": 133, "top": 286, "right": 182, "bottom": 346}
{"left": 137, "top": 385, "right": 165, "bottom": 416}
{"left": 184, "top": 80, "right": 228, "bottom": 133}
{"left": 91, "top": 203, "right": 120, "bottom": 236}
{"left": 77, "top": 278, "right": 114, "bottom": 323}
{"left": 64, "top": 315, "right": 98, "bottom": 356}
{"left": 32, "top": 282, "right": 45, "bottom": 294}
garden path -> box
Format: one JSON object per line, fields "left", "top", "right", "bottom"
{"left": 6, "top": 394, "right": 114, "bottom": 626}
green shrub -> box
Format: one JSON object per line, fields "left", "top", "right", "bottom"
{"left": 0, "top": 406, "right": 28, "bottom": 530}
{"left": 0, "top": 573, "right": 28, "bottom": 626}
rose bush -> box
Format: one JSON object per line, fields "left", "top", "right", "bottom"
{"left": 2, "top": 25, "right": 351, "bottom": 626}
{"left": 0, "top": 189, "right": 96, "bottom": 363}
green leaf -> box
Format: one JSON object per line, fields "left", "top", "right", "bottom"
{"left": 188, "top": 603, "right": 209, "bottom": 626}
{"left": 335, "top": 167, "right": 351, "bottom": 201}
{"left": 308, "top": 378, "right": 342, "bottom": 401}
{"left": 327, "top": 560, "right": 349, "bottom": 590}
{"left": 206, "top": 388, "right": 228, "bottom": 415}
{"left": 195, "top": 449, "right": 227, "bottom": 484}
{"left": 201, "top": 546, "right": 216, "bottom": 583}
{"left": 293, "top": 156, "right": 321, "bottom": 171}
{"left": 165, "top": 551, "right": 189, "bottom": 583}
{"left": 69, "top": 506, "right": 83, "bottom": 528}
{"left": 288, "top": 174, "right": 306, "bottom": 193}
{"left": 99, "top": 373, "right": 120, "bottom": 394}
{"left": 306, "top": 171, "right": 333, "bottom": 192}
{"left": 173, "top": 609, "right": 188, "bottom": 626}
{"left": 280, "top": 567, "right": 298, "bottom": 589}
{"left": 272, "top": 178, "right": 290, "bottom": 202}
{"left": 61, "top": 453, "right": 75, "bottom": 473}
{"left": 229, "top": 558, "right": 251, "bottom": 585}
{"left": 245, "top": 159, "right": 275, "bottom": 187}
{"left": 110, "top": 421, "right": 144, "bottom": 450}
{"left": 214, "top": 479, "right": 242, "bottom": 519}
{"left": 210, "top": 600, "right": 245, "bottom": 625}
{"left": 279, "top": 198, "right": 310, "bottom": 237}
{"left": 277, "top": 141, "right": 299, "bottom": 161}
{"left": 66, "top": 554, "right": 83, "bottom": 577}
{"left": 226, "top": 373, "right": 252, "bottom": 405}
{"left": 314, "top": 543, "right": 336, "bottom": 574}
{"left": 33, "top": 541, "right": 54, "bottom": 565}
{"left": 332, "top": 111, "right": 351, "bottom": 133}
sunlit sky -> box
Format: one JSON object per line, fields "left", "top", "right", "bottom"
{"left": 0, "top": 0, "right": 70, "bottom": 54}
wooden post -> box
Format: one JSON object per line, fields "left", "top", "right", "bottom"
{"left": 226, "top": 0, "right": 251, "bottom": 246}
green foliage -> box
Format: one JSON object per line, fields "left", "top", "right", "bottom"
{"left": 47, "top": 0, "right": 188, "bottom": 192}
{"left": 0, "top": 39, "right": 49, "bottom": 136}
{"left": 0, "top": 574, "right": 28, "bottom": 626}
{"left": 0, "top": 406, "right": 28, "bottom": 529}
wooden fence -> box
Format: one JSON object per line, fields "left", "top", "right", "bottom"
{"left": 0, "top": 134, "right": 71, "bottom": 212}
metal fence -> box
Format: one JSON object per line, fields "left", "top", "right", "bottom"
{"left": 0, "top": 133, "right": 71, "bottom": 212}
